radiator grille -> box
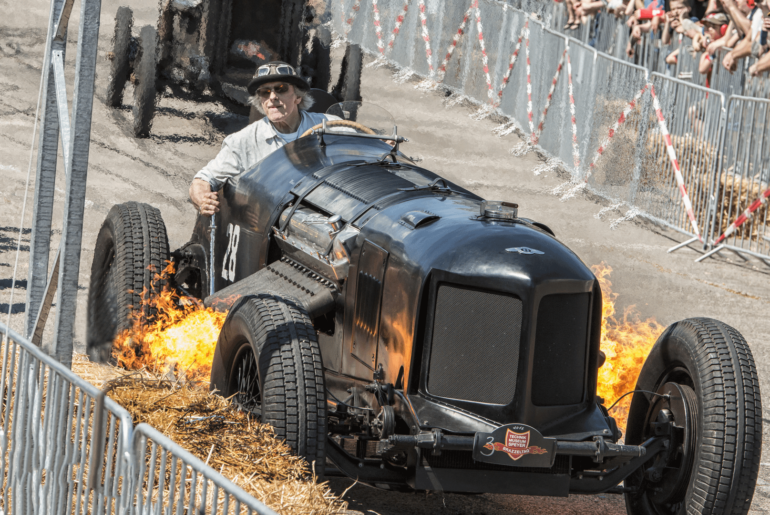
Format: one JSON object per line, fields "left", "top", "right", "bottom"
{"left": 532, "top": 293, "right": 591, "bottom": 406}
{"left": 422, "top": 449, "right": 570, "bottom": 474}
{"left": 427, "top": 284, "right": 522, "bottom": 405}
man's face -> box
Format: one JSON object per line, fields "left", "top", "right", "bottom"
{"left": 737, "top": 0, "right": 751, "bottom": 13}
{"left": 257, "top": 82, "right": 301, "bottom": 124}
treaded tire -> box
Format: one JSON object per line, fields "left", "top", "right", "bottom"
{"left": 133, "top": 25, "right": 158, "bottom": 138}
{"left": 213, "top": 293, "right": 327, "bottom": 476}
{"left": 87, "top": 202, "right": 169, "bottom": 363}
{"left": 624, "top": 318, "right": 762, "bottom": 515}
{"left": 106, "top": 6, "right": 133, "bottom": 107}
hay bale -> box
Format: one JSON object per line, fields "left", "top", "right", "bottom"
{"left": 72, "top": 355, "right": 350, "bottom": 514}
{"left": 713, "top": 173, "right": 770, "bottom": 242}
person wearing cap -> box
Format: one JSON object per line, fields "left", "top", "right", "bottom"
{"left": 189, "top": 61, "right": 341, "bottom": 216}
{"left": 697, "top": 12, "right": 729, "bottom": 74}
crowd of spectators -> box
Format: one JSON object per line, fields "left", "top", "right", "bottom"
{"left": 555, "top": 0, "right": 770, "bottom": 81}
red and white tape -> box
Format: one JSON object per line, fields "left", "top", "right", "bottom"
{"left": 650, "top": 84, "right": 702, "bottom": 241}
{"left": 343, "top": 0, "right": 362, "bottom": 36}
{"left": 472, "top": 1, "right": 494, "bottom": 103}
{"left": 386, "top": 0, "right": 411, "bottom": 53}
{"left": 531, "top": 48, "right": 566, "bottom": 145}
{"left": 436, "top": 3, "right": 474, "bottom": 82}
{"left": 372, "top": 0, "right": 384, "bottom": 53}
{"left": 585, "top": 83, "right": 648, "bottom": 179}
{"left": 714, "top": 186, "right": 770, "bottom": 244}
{"left": 418, "top": 0, "right": 434, "bottom": 75}
{"left": 496, "top": 21, "right": 528, "bottom": 104}
{"left": 525, "top": 27, "right": 534, "bottom": 137}
{"left": 567, "top": 53, "right": 579, "bottom": 168}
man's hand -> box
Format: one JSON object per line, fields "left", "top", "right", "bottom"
{"left": 190, "top": 178, "right": 220, "bottom": 216}
{"left": 750, "top": 62, "right": 760, "bottom": 75}
{"left": 722, "top": 51, "right": 736, "bottom": 72}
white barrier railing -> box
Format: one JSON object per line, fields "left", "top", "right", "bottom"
{"left": 0, "top": 323, "right": 278, "bottom": 515}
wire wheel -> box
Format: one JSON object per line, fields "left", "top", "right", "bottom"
{"left": 231, "top": 344, "right": 261, "bottom": 417}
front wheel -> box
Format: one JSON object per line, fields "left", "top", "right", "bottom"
{"left": 210, "top": 293, "right": 327, "bottom": 476}
{"left": 624, "top": 318, "right": 762, "bottom": 515}
{"left": 133, "top": 25, "right": 158, "bottom": 137}
{"left": 86, "top": 202, "right": 169, "bottom": 362}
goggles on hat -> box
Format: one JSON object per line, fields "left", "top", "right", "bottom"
{"left": 256, "top": 63, "right": 297, "bottom": 78}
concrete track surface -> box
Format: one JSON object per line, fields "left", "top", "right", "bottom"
{"left": 1, "top": 0, "right": 769, "bottom": 513}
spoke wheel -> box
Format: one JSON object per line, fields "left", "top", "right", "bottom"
{"left": 230, "top": 344, "right": 261, "bottom": 417}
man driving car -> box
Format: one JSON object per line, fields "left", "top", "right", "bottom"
{"left": 189, "top": 61, "right": 339, "bottom": 216}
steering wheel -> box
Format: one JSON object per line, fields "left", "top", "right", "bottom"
{"left": 300, "top": 119, "right": 376, "bottom": 138}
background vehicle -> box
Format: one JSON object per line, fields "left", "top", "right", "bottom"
{"left": 105, "top": 0, "right": 362, "bottom": 136}
{"left": 87, "top": 103, "right": 762, "bottom": 514}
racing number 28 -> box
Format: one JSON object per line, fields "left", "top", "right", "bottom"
{"left": 221, "top": 223, "right": 240, "bottom": 282}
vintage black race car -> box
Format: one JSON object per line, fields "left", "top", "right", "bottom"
{"left": 87, "top": 103, "right": 762, "bottom": 515}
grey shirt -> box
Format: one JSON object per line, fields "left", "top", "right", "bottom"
{"left": 194, "top": 110, "right": 340, "bottom": 189}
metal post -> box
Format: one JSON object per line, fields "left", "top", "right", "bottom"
{"left": 49, "top": 0, "right": 102, "bottom": 368}
{"left": 25, "top": 0, "right": 67, "bottom": 338}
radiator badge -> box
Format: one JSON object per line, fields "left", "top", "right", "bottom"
{"left": 506, "top": 247, "right": 544, "bottom": 255}
{"left": 473, "top": 423, "right": 556, "bottom": 468}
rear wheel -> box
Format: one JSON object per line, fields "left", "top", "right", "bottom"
{"left": 213, "top": 293, "right": 327, "bottom": 476}
{"left": 133, "top": 25, "right": 158, "bottom": 137}
{"left": 87, "top": 202, "right": 169, "bottom": 363}
{"left": 624, "top": 318, "right": 762, "bottom": 515}
{"left": 106, "top": 6, "right": 133, "bottom": 107}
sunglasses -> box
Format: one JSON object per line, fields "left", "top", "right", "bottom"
{"left": 256, "top": 64, "right": 296, "bottom": 77}
{"left": 256, "top": 83, "right": 291, "bottom": 99}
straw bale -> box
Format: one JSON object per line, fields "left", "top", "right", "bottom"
{"left": 713, "top": 173, "right": 770, "bottom": 242}
{"left": 72, "top": 354, "right": 350, "bottom": 514}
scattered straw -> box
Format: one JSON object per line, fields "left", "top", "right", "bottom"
{"left": 72, "top": 354, "right": 349, "bottom": 514}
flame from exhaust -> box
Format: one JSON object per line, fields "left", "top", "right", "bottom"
{"left": 112, "top": 264, "right": 227, "bottom": 382}
{"left": 593, "top": 263, "right": 665, "bottom": 433}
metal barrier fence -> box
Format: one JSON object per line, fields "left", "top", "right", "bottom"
{"left": 331, "top": 0, "right": 770, "bottom": 262}
{"left": 701, "top": 96, "right": 770, "bottom": 262}
{"left": 0, "top": 323, "right": 278, "bottom": 515}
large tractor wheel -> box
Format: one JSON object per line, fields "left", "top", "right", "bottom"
{"left": 106, "top": 6, "right": 133, "bottom": 107}
{"left": 624, "top": 318, "right": 762, "bottom": 515}
{"left": 133, "top": 25, "right": 159, "bottom": 137}
{"left": 87, "top": 202, "right": 169, "bottom": 363}
{"left": 210, "top": 293, "right": 327, "bottom": 476}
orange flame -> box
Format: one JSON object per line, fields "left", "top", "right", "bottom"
{"left": 593, "top": 263, "right": 665, "bottom": 434}
{"left": 113, "top": 264, "right": 227, "bottom": 382}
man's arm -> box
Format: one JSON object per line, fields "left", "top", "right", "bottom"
{"left": 723, "top": 35, "right": 753, "bottom": 70}
{"left": 720, "top": 0, "right": 752, "bottom": 37}
{"left": 699, "top": 50, "right": 714, "bottom": 73}
{"left": 189, "top": 136, "right": 245, "bottom": 215}
{"left": 749, "top": 48, "right": 770, "bottom": 74}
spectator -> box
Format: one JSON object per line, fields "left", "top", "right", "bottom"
{"left": 719, "top": 0, "right": 761, "bottom": 71}
{"left": 696, "top": 12, "right": 729, "bottom": 75}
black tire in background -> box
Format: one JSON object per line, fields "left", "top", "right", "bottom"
{"left": 87, "top": 202, "right": 169, "bottom": 363}
{"left": 133, "top": 25, "right": 158, "bottom": 138}
{"left": 332, "top": 43, "right": 362, "bottom": 102}
{"left": 106, "top": 6, "right": 133, "bottom": 107}
{"left": 624, "top": 318, "right": 762, "bottom": 515}
{"left": 212, "top": 293, "right": 327, "bottom": 476}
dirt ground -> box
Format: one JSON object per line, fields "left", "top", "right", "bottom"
{"left": 1, "top": 0, "right": 769, "bottom": 513}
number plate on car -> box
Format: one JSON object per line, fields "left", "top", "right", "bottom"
{"left": 473, "top": 423, "right": 557, "bottom": 468}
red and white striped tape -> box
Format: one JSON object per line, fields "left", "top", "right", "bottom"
{"left": 343, "top": 0, "right": 363, "bottom": 36}
{"left": 418, "top": 0, "right": 434, "bottom": 75}
{"left": 496, "top": 21, "right": 528, "bottom": 104}
{"left": 714, "top": 186, "right": 770, "bottom": 244}
{"left": 585, "top": 83, "right": 648, "bottom": 179}
{"left": 649, "top": 84, "right": 702, "bottom": 241}
{"left": 525, "top": 26, "right": 534, "bottom": 137}
{"left": 386, "top": 0, "right": 411, "bottom": 53}
{"left": 567, "top": 53, "right": 579, "bottom": 168}
{"left": 531, "top": 48, "right": 566, "bottom": 145}
{"left": 372, "top": 0, "right": 384, "bottom": 53}
{"left": 436, "top": 3, "right": 474, "bottom": 82}
{"left": 472, "top": 1, "right": 494, "bottom": 103}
